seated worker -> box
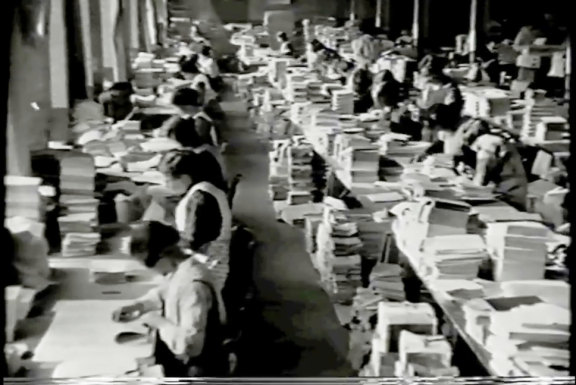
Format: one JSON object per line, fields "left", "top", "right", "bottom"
{"left": 372, "top": 70, "right": 402, "bottom": 111}
{"left": 308, "top": 39, "right": 340, "bottom": 73}
{"left": 350, "top": 67, "right": 374, "bottom": 113}
{"left": 419, "top": 108, "right": 491, "bottom": 168}
{"left": 159, "top": 88, "right": 221, "bottom": 148}
{"left": 418, "top": 55, "right": 464, "bottom": 119}
{"left": 470, "top": 133, "right": 528, "bottom": 211}
{"left": 176, "top": 56, "right": 219, "bottom": 106}
{"left": 276, "top": 32, "right": 295, "bottom": 57}
{"left": 113, "top": 220, "right": 228, "bottom": 376}
{"left": 98, "top": 82, "right": 135, "bottom": 122}
{"left": 351, "top": 23, "right": 379, "bottom": 67}
{"left": 164, "top": 117, "right": 227, "bottom": 179}
{"left": 197, "top": 45, "right": 223, "bottom": 92}
{"left": 115, "top": 149, "right": 226, "bottom": 225}
{"left": 159, "top": 150, "right": 232, "bottom": 276}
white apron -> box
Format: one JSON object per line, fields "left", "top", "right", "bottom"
{"left": 175, "top": 182, "right": 232, "bottom": 292}
{"left": 194, "top": 111, "right": 219, "bottom": 148}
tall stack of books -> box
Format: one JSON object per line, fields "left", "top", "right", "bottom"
{"left": 332, "top": 90, "right": 354, "bottom": 115}
{"left": 462, "top": 87, "right": 511, "bottom": 119}
{"left": 485, "top": 222, "right": 549, "bottom": 281}
{"left": 349, "top": 213, "right": 390, "bottom": 261}
{"left": 421, "top": 235, "right": 488, "bottom": 280}
{"left": 339, "top": 148, "right": 380, "bottom": 187}
{"left": 307, "top": 80, "right": 325, "bottom": 102}
{"left": 5, "top": 176, "right": 42, "bottom": 221}
{"left": 368, "top": 263, "right": 405, "bottom": 302}
{"left": 315, "top": 207, "right": 363, "bottom": 304}
{"left": 287, "top": 141, "right": 314, "bottom": 206}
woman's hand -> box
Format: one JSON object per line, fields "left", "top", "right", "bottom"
{"left": 140, "top": 312, "right": 168, "bottom": 329}
{"left": 112, "top": 303, "right": 145, "bottom": 323}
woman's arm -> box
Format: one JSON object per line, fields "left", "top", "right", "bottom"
{"left": 143, "top": 281, "right": 212, "bottom": 358}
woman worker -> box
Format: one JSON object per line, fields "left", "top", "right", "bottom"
{"left": 112, "top": 220, "right": 228, "bottom": 376}
{"left": 276, "top": 32, "right": 295, "bottom": 57}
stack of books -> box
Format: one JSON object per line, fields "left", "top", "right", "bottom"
{"left": 485, "top": 221, "right": 549, "bottom": 281}
{"left": 413, "top": 198, "right": 471, "bottom": 238}
{"left": 375, "top": 302, "right": 438, "bottom": 354}
{"left": 462, "top": 87, "right": 511, "bottom": 118}
{"left": 314, "top": 207, "right": 363, "bottom": 304}
{"left": 286, "top": 74, "right": 308, "bottom": 103}
{"left": 269, "top": 59, "right": 289, "bottom": 85}
{"left": 290, "top": 102, "right": 312, "bottom": 126}
{"left": 307, "top": 81, "right": 325, "bottom": 102}
{"left": 5, "top": 176, "right": 42, "bottom": 221}
{"left": 304, "top": 214, "right": 324, "bottom": 259}
{"left": 350, "top": 213, "right": 390, "bottom": 260}
{"left": 61, "top": 232, "right": 101, "bottom": 258}
{"left": 533, "top": 116, "right": 568, "bottom": 143}
{"left": 368, "top": 263, "right": 405, "bottom": 302}
{"left": 421, "top": 234, "right": 488, "bottom": 280}
{"left": 339, "top": 148, "right": 380, "bottom": 187}
{"left": 287, "top": 142, "right": 315, "bottom": 205}
{"left": 332, "top": 90, "right": 354, "bottom": 115}
{"left": 397, "top": 331, "right": 459, "bottom": 377}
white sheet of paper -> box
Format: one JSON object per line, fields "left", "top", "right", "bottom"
{"left": 34, "top": 300, "right": 151, "bottom": 365}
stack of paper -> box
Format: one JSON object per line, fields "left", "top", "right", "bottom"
{"left": 415, "top": 198, "right": 471, "bottom": 236}
{"left": 369, "top": 264, "right": 405, "bottom": 301}
{"left": 379, "top": 138, "right": 429, "bottom": 166}
{"left": 307, "top": 81, "right": 325, "bottom": 102}
{"left": 314, "top": 207, "right": 364, "bottom": 304}
{"left": 533, "top": 116, "right": 568, "bottom": 142}
{"left": 61, "top": 233, "right": 101, "bottom": 257}
{"left": 351, "top": 213, "right": 390, "bottom": 260}
{"left": 422, "top": 235, "right": 488, "bottom": 280}
{"left": 521, "top": 99, "right": 562, "bottom": 143}
{"left": 287, "top": 143, "right": 315, "bottom": 205}
{"left": 485, "top": 222, "right": 549, "bottom": 281}
{"left": 332, "top": 90, "right": 354, "bottom": 115}
{"left": 375, "top": 302, "right": 438, "bottom": 353}
{"left": 397, "top": 330, "right": 459, "bottom": 377}
{"left": 60, "top": 154, "right": 96, "bottom": 196}
{"left": 352, "top": 288, "right": 387, "bottom": 329}
{"left": 475, "top": 205, "right": 543, "bottom": 223}
{"left": 304, "top": 214, "right": 324, "bottom": 258}
{"left": 339, "top": 148, "right": 380, "bottom": 186}
{"left": 5, "top": 176, "right": 42, "bottom": 221}
{"left": 269, "top": 59, "right": 289, "bottom": 85}
{"left": 286, "top": 74, "right": 308, "bottom": 103}
{"left": 487, "top": 302, "right": 570, "bottom": 375}
{"left": 462, "top": 87, "right": 511, "bottom": 118}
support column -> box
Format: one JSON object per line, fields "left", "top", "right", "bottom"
{"left": 375, "top": 0, "right": 382, "bottom": 28}
{"left": 469, "top": 0, "right": 479, "bottom": 63}
{"left": 412, "top": 0, "right": 420, "bottom": 49}
{"left": 350, "top": 0, "right": 356, "bottom": 21}
{"left": 128, "top": 0, "right": 139, "bottom": 55}
{"left": 49, "top": 0, "right": 69, "bottom": 141}
{"left": 89, "top": 0, "right": 104, "bottom": 96}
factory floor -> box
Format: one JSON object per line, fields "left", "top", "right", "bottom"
{"left": 219, "top": 95, "right": 354, "bottom": 376}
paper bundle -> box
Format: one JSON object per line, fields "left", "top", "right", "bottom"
{"left": 521, "top": 99, "right": 561, "bottom": 143}
{"left": 533, "top": 116, "right": 568, "bottom": 142}
{"left": 5, "top": 176, "right": 42, "bottom": 221}
{"left": 485, "top": 222, "right": 548, "bottom": 281}
{"left": 307, "top": 81, "right": 325, "bottom": 102}
{"left": 60, "top": 155, "right": 96, "bottom": 196}
{"left": 462, "top": 87, "right": 511, "bottom": 118}
{"left": 61, "top": 233, "right": 101, "bottom": 257}
{"left": 397, "top": 330, "right": 459, "bottom": 377}
{"left": 352, "top": 214, "right": 390, "bottom": 260}
{"left": 376, "top": 302, "right": 437, "bottom": 353}
{"left": 339, "top": 148, "right": 380, "bottom": 186}
{"left": 286, "top": 74, "right": 308, "bottom": 103}
{"left": 421, "top": 235, "right": 488, "bottom": 280}
{"left": 487, "top": 302, "right": 570, "bottom": 374}
{"left": 368, "top": 263, "right": 405, "bottom": 301}
{"left": 331, "top": 90, "right": 354, "bottom": 115}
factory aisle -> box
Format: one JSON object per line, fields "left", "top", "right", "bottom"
{"left": 219, "top": 95, "right": 354, "bottom": 376}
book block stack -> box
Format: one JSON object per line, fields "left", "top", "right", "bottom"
{"left": 285, "top": 73, "right": 308, "bottom": 102}
{"left": 421, "top": 234, "right": 488, "bottom": 280}
{"left": 339, "top": 148, "right": 380, "bottom": 187}
{"left": 533, "top": 116, "right": 568, "bottom": 143}
{"left": 290, "top": 102, "right": 312, "bottom": 126}
{"left": 349, "top": 213, "right": 390, "bottom": 261}
{"left": 462, "top": 87, "right": 511, "bottom": 118}
{"left": 485, "top": 221, "right": 548, "bottom": 281}
{"left": 396, "top": 331, "right": 459, "bottom": 377}
{"left": 413, "top": 198, "right": 471, "bottom": 238}
{"left": 521, "top": 99, "right": 561, "bottom": 143}
{"left": 368, "top": 263, "right": 405, "bottom": 302}
{"left": 307, "top": 80, "right": 325, "bottom": 103}
{"left": 314, "top": 207, "right": 363, "bottom": 304}
{"left": 287, "top": 142, "right": 315, "bottom": 206}
{"left": 5, "top": 176, "right": 42, "bottom": 221}
{"left": 332, "top": 90, "right": 354, "bottom": 115}
{"left": 268, "top": 59, "right": 289, "bottom": 86}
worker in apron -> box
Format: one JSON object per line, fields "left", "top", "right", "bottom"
{"left": 113, "top": 221, "right": 228, "bottom": 377}
{"left": 470, "top": 133, "right": 528, "bottom": 211}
